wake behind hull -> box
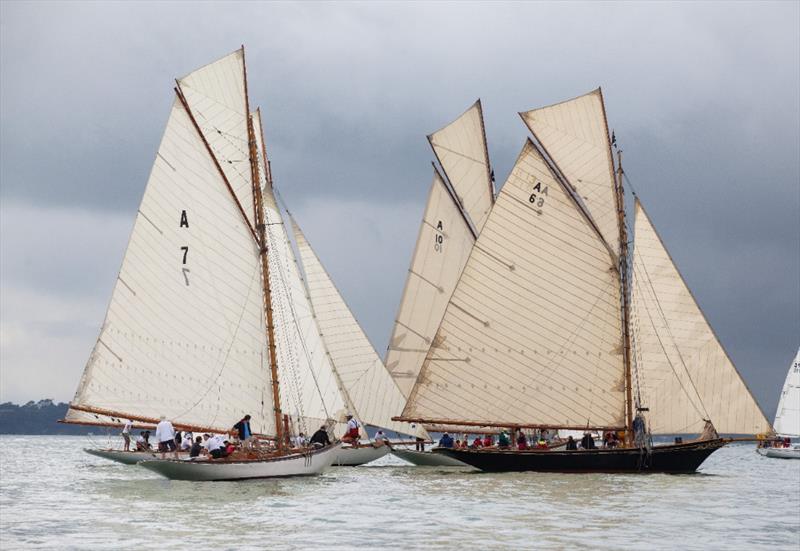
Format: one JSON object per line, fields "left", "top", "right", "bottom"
{"left": 138, "top": 444, "right": 341, "bottom": 481}
{"left": 332, "top": 445, "right": 390, "bottom": 466}
{"left": 436, "top": 439, "right": 726, "bottom": 473}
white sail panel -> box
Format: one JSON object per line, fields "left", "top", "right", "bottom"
{"left": 178, "top": 49, "right": 256, "bottom": 228}
{"left": 68, "top": 98, "right": 274, "bottom": 435}
{"left": 630, "top": 201, "right": 771, "bottom": 435}
{"left": 520, "top": 89, "right": 619, "bottom": 254}
{"left": 385, "top": 169, "right": 476, "bottom": 397}
{"left": 292, "top": 221, "right": 427, "bottom": 438}
{"left": 774, "top": 348, "right": 800, "bottom": 437}
{"left": 252, "top": 113, "right": 348, "bottom": 436}
{"left": 402, "top": 140, "right": 627, "bottom": 428}
{"left": 429, "top": 100, "right": 493, "bottom": 233}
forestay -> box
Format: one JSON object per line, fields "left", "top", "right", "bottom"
{"left": 520, "top": 89, "right": 619, "bottom": 255}
{"left": 67, "top": 96, "right": 274, "bottom": 435}
{"left": 401, "top": 140, "right": 627, "bottom": 429}
{"left": 385, "top": 169, "right": 476, "bottom": 398}
{"left": 252, "top": 113, "right": 347, "bottom": 436}
{"left": 774, "top": 348, "right": 800, "bottom": 437}
{"left": 292, "top": 221, "right": 428, "bottom": 439}
{"left": 630, "top": 200, "right": 771, "bottom": 435}
{"left": 428, "top": 100, "right": 494, "bottom": 233}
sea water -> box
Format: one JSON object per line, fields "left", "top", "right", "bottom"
{"left": 0, "top": 435, "right": 798, "bottom": 550}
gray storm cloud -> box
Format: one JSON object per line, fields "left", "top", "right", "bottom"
{"left": 0, "top": 1, "right": 797, "bottom": 417}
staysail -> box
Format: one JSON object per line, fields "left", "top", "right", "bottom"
{"left": 252, "top": 112, "right": 347, "bottom": 436}
{"left": 399, "top": 139, "right": 627, "bottom": 429}
{"left": 292, "top": 220, "right": 428, "bottom": 439}
{"left": 385, "top": 168, "right": 476, "bottom": 397}
{"left": 428, "top": 100, "right": 494, "bottom": 233}
{"left": 630, "top": 200, "right": 771, "bottom": 435}
{"left": 520, "top": 89, "right": 619, "bottom": 254}
{"left": 773, "top": 348, "right": 800, "bottom": 437}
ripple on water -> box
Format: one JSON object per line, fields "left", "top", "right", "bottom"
{"left": 0, "top": 437, "right": 798, "bottom": 550}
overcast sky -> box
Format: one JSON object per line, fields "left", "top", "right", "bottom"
{"left": 1, "top": 1, "right": 798, "bottom": 418}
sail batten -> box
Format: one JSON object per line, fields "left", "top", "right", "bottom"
{"left": 401, "top": 140, "right": 626, "bottom": 428}
{"left": 630, "top": 200, "right": 771, "bottom": 435}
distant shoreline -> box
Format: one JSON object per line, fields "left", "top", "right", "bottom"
{"left": 0, "top": 400, "right": 96, "bottom": 435}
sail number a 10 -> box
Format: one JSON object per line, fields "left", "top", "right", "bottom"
{"left": 529, "top": 181, "right": 548, "bottom": 209}
{"left": 434, "top": 220, "right": 444, "bottom": 252}
{"left": 180, "top": 210, "right": 190, "bottom": 286}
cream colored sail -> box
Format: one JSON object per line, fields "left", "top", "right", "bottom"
{"left": 67, "top": 95, "right": 274, "bottom": 435}
{"left": 385, "top": 169, "right": 475, "bottom": 397}
{"left": 292, "top": 220, "right": 428, "bottom": 439}
{"left": 773, "top": 348, "right": 800, "bottom": 437}
{"left": 630, "top": 200, "right": 771, "bottom": 435}
{"left": 428, "top": 100, "right": 493, "bottom": 233}
{"left": 520, "top": 89, "right": 619, "bottom": 254}
{"left": 252, "top": 113, "right": 347, "bottom": 436}
{"left": 178, "top": 49, "right": 256, "bottom": 228}
{"left": 401, "top": 140, "right": 627, "bottom": 429}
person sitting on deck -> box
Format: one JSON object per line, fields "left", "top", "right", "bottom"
{"left": 310, "top": 425, "right": 332, "bottom": 449}
{"left": 233, "top": 415, "right": 254, "bottom": 449}
{"left": 580, "top": 432, "right": 596, "bottom": 450}
{"left": 482, "top": 435, "right": 493, "bottom": 448}
{"left": 498, "top": 431, "right": 511, "bottom": 449}
{"left": 180, "top": 432, "right": 193, "bottom": 452}
{"left": 461, "top": 438, "right": 469, "bottom": 448}
{"left": 135, "top": 430, "right": 151, "bottom": 451}
{"left": 189, "top": 436, "right": 203, "bottom": 458}
{"left": 293, "top": 432, "right": 308, "bottom": 448}
{"left": 374, "top": 430, "right": 391, "bottom": 448}
{"left": 224, "top": 440, "right": 236, "bottom": 456}
{"left": 566, "top": 436, "right": 578, "bottom": 450}
{"left": 438, "top": 433, "right": 454, "bottom": 448}
{"left": 342, "top": 414, "right": 360, "bottom": 444}
{"left": 536, "top": 437, "right": 548, "bottom": 449}
{"left": 517, "top": 432, "right": 529, "bottom": 450}
{"left": 471, "top": 436, "right": 483, "bottom": 448}
{"left": 205, "top": 434, "right": 227, "bottom": 459}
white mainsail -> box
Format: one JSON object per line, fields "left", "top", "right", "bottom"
{"left": 67, "top": 93, "right": 273, "bottom": 434}
{"left": 772, "top": 349, "right": 800, "bottom": 437}
{"left": 428, "top": 100, "right": 494, "bottom": 233}
{"left": 292, "top": 220, "right": 428, "bottom": 439}
{"left": 252, "top": 112, "right": 347, "bottom": 435}
{"left": 385, "top": 168, "right": 476, "bottom": 398}
{"left": 520, "top": 89, "right": 619, "bottom": 254}
{"left": 400, "top": 139, "right": 627, "bottom": 429}
{"left": 630, "top": 200, "right": 771, "bottom": 435}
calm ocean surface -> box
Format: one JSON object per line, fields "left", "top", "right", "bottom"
{"left": 0, "top": 435, "right": 798, "bottom": 550}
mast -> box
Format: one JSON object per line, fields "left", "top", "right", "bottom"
{"left": 242, "top": 49, "right": 285, "bottom": 452}
{"left": 614, "top": 148, "right": 634, "bottom": 442}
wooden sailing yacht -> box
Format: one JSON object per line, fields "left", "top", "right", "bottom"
{"left": 384, "top": 100, "right": 494, "bottom": 467}
{"left": 393, "top": 89, "right": 773, "bottom": 473}
{"left": 758, "top": 348, "right": 800, "bottom": 459}
{"left": 63, "top": 48, "right": 355, "bottom": 479}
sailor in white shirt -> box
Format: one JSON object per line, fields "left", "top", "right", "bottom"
{"left": 180, "top": 432, "right": 193, "bottom": 452}
{"left": 204, "top": 434, "right": 226, "bottom": 459}
{"left": 155, "top": 416, "right": 178, "bottom": 459}
{"left": 121, "top": 419, "right": 133, "bottom": 451}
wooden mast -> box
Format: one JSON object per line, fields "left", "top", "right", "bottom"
{"left": 614, "top": 148, "right": 634, "bottom": 444}
{"left": 241, "top": 47, "right": 285, "bottom": 453}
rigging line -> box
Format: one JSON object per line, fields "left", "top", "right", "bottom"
{"left": 262, "top": 204, "right": 336, "bottom": 423}
{"left": 631, "top": 257, "right": 709, "bottom": 420}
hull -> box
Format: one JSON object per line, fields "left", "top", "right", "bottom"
{"left": 757, "top": 447, "right": 800, "bottom": 460}
{"left": 392, "top": 448, "right": 471, "bottom": 467}
{"left": 138, "top": 444, "right": 342, "bottom": 481}
{"left": 435, "top": 439, "right": 727, "bottom": 473}
{"left": 84, "top": 448, "right": 174, "bottom": 465}
{"left": 332, "top": 444, "right": 390, "bottom": 466}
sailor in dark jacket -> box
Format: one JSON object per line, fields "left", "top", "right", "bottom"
{"left": 233, "top": 415, "right": 253, "bottom": 448}
{"left": 309, "top": 426, "right": 332, "bottom": 448}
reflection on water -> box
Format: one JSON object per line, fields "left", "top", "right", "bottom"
{"left": 1, "top": 436, "right": 798, "bottom": 550}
